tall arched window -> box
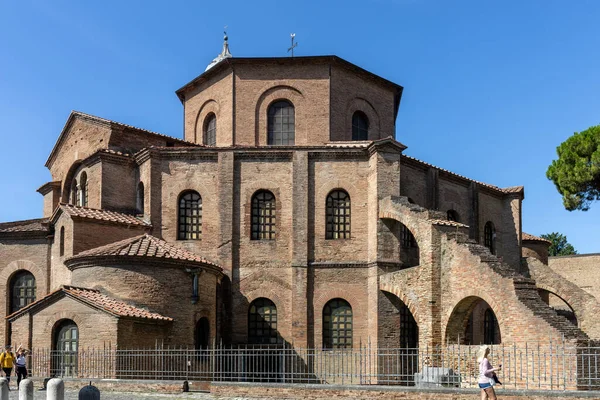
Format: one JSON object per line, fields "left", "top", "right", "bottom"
{"left": 178, "top": 191, "right": 202, "bottom": 240}
{"left": 248, "top": 298, "right": 278, "bottom": 344}
{"left": 484, "top": 221, "right": 496, "bottom": 254}
{"left": 484, "top": 308, "right": 500, "bottom": 344}
{"left": 10, "top": 271, "right": 36, "bottom": 313}
{"left": 267, "top": 100, "right": 295, "bottom": 146}
{"left": 352, "top": 111, "right": 369, "bottom": 141}
{"left": 79, "top": 172, "right": 88, "bottom": 207}
{"left": 326, "top": 190, "right": 351, "bottom": 239}
{"left": 59, "top": 226, "right": 65, "bottom": 257}
{"left": 136, "top": 182, "right": 145, "bottom": 215}
{"left": 71, "top": 179, "right": 78, "bottom": 205}
{"left": 447, "top": 210, "right": 459, "bottom": 222}
{"left": 204, "top": 113, "right": 217, "bottom": 147}
{"left": 251, "top": 190, "right": 276, "bottom": 240}
{"left": 53, "top": 320, "right": 78, "bottom": 377}
{"left": 400, "top": 303, "right": 419, "bottom": 348}
{"left": 323, "top": 299, "right": 353, "bottom": 349}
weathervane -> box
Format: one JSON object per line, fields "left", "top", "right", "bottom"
{"left": 288, "top": 33, "right": 298, "bottom": 57}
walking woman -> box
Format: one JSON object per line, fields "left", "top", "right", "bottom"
{"left": 15, "top": 347, "right": 28, "bottom": 388}
{"left": 0, "top": 345, "right": 15, "bottom": 389}
{"left": 477, "top": 345, "right": 501, "bottom": 400}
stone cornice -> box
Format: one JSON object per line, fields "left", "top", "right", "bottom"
{"left": 36, "top": 181, "right": 61, "bottom": 195}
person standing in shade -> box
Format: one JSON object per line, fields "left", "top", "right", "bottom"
{"left": 0, "top": 345, "right": 15, "bottom": 389}
{"left": 477, "top": 345, "right": 502, "bottom": 400}
{"left": 15, "top": 347, "right": 28, "bottom": 388}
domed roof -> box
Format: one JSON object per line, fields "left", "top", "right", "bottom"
{"left": 205, "top": 33, "right": 232, "bottom": 72}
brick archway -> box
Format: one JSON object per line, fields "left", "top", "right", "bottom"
{"left": 444, "top": 296, "right": 501, "bottom": 345}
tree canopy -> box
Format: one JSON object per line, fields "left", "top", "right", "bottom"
{"left": 540, "top": 232, "right": 577, "bottom": 256}
{"left": 546, "top": 124, "right": 600, "bottom": 211}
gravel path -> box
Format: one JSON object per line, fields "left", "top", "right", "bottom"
{"left": 6, "top": 389, "right": 219, "bottom": 399}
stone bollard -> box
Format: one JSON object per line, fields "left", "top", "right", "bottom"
{"left": 78, "top": 383, "right": 100, "bottom": 400}
{"left": 19, "top": 378, "right": 33, "bottom": 400}
{"left": 0, "top": 378, "right": 7, "bottom": 400}
{"left": 47, "top": 378, "right": 64, "bottom": 400}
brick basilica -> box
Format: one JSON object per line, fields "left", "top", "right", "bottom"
{"left": 1, "top": 38, "right": 600, "bottom": 363}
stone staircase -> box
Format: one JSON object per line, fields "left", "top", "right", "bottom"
{"left": 445, "top": 231, "right": 587, "bottom": 341}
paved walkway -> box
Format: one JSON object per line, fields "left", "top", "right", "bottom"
{"left": 7, "top": 389, "right": 219, "bottom": 399}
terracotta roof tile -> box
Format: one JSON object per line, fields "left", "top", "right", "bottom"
{"left": 69, "top": 234, "right": 220, "bottom": 268}
{"left": 59, "top": 204, "right": 150, "bottom": 227}
{"left": 430, "top": 219, "right": 469, "bottom": 228}
{"left": 0, "top": 218, "right": 49, "bottom": 233}
{"left": 523, "top": 232, "right": 552, "bottom": 244}
{"left": 502, "top": 185, "right": 524, "bottom": 194}
{"left": 7, "top": 286, "right": 172, "bottom": 321}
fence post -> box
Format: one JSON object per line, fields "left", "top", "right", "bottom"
{"left": 19, "top": 378, "right": 33, "bottom": 400}
{"left": 0, "top": 378, "right": 7, "bottom": 400}
{"left": 78, "top": 383, "right": 100, "bottom": 400}
{"left": 47, "top": 378, "right": 64, "bottom": 400}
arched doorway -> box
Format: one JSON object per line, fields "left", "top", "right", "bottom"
{"left": 195, "top": 317, "right": 210, "bottom": 350}
{"left": 446, "top": 296, "right": 501, "bottom": 345}
{"left": 52, "top": 320, "right": 78, "bottom": 377}
{"left": 378, "top": 290, "right": 419, "bottom": 385}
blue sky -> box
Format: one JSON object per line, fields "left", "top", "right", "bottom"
{"left": 1, "top": 1, "right": 599, "bottom": 253}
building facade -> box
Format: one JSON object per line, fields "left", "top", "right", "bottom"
{"left": 1, "top": 41, "right": 599, "bottom": 367}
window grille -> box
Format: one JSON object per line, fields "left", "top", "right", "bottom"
{"left": 54, "top": 321, "right": 78, "bottom": 377}
{"left": 484, "top": 308, "right": 499, "bottom": 344}
{"left": 484, "top": 221, "right": 495, "bottom": 254}
{"left": 326, "top": 190, "right": 351, "bottom": 239}
{"left": 204, "top": 114, "right": 217, "bottom": 146}
{"left": 79, "top": 172, "right": 88, "bottom": 207}
{"left": 248, "top": 298, "right": 279, "bottom": 345}
{"left": 401, "top": 224, "right": 417, "bottom": 248}
{"left": 251, "top": 191, "right": 276, "bottom": 240}
{"left": 178, "top": 191, "right": 202, "bottom": 240}
{"left": 323, "top": 299, "right": 353, "bottom": 349}
{"left": 10, "top": 271, "right": 36, "bottom": 313}
{"left": 267, "top": 101, "right": 295, "bottom": 145}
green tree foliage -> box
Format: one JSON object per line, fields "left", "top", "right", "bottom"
{"left": 540, "top": 232, "right": 577, "bottom": 256}
{"left": 547, "top": 124, "right": 600, "bottom": 211}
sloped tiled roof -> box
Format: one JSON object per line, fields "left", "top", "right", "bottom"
{"left": 0, "top": 218, "right": 49, "bottom": 233}
{"left": 68, "top": 234, "right": 220, "bottom": 268}
{"left": 523, "top": 232, "right": 552, "bottom": 244}
{"left": 7, "top": 286, "right": 172, "bottom": 322}
{"left": 57, "top": 204, "right": 150, "bottom": 227}
{"left": 401, "top": 155, "right": 523, "bottom": 195}
{"left": 430, "top": 219, "right": 469, "bottom": 228}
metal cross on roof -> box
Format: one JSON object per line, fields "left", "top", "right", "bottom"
{"left": 288, "top": 33, "right": 298, "bottom": 57}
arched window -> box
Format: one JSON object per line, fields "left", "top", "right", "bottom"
{"left": 71, "top": 179, "right": 78, "bottom": 205}
{"left": 352, "top": 111, "right": 369, "bottom": 141}
{"left": 267, "top": 100, "right": 295, "bottom": 146}
{"left": 178, "top": 191, "right": 202, "bottom": 240}
{"left": 10, "top": 271, "right": 36, "bottom": 313}
{"left": 401, "top": 224, "right": 417, "bottom": 249}
{"left": 326, "top": 190, "right": 351, "bottom": 239}
{"left": 248, "top": 298, "right": 278, "bottom": 344}
{"left": 59, "top": 227, "right": 65, "bottom": 257}
{"left": 400, "top": 303, "right": 419, "bottom": 348}
{"left": 136, "top": 182, "right": 145, "bottom": 215}
{"left": 447, "top": 210, "right": 459, "bottom": 222}
{"left": 79, "top": 172, "right": 88, "bottom": 207}
{"left": 53, "top": 320, "right": 78, "bottom": 377}
{"left": 323, "top": 299, "right": 352, "bottom": 349}
{"left": 195, "top": 317, "right": 210, "bottom": 350}
{"left": 484, "top": 308, "right": 500, "bottom": 344}
{"left": 204, "top": 113, "right": 217, "bottom": 147}
{"left": 251, "top": 190, "right": 276, "bottom": 240}
{"left": 484, "top": 221, "right": 496, "bottom": 254}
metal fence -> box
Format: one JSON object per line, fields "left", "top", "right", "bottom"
{"left": 28, "top": 342, "right": 600, "bottom": 391}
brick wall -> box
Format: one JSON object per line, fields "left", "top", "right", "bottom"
{"left": 549, "top": 254, "right": 600, "bottom": 300}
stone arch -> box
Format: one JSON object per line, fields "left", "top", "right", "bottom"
{"left": 61, "top": 161, "right": 83, "bottom": 203}
{"left": 378, "top": 284, "right": 421, "bottom": 326}
{"left": 536, "top": 284, "right": 578, "bottom": 326}
{"left": 194, "top": 99, "right": 220, "bottom": 144}
{"left": 254, "top": 84, "right": 304, "bottom": 146}
{"left": 343, "top": 97, "right": 381, "bottom": 141}
{"left": 444, "top": 295, "right": 502, "bottom": 345}
{"left": 378, "top": 289, "right": 419, "bottom": 348}
{"left": 1, "top": 260, "right": 47, "bottom": 307}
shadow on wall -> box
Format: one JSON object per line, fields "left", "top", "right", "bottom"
{"left": 538, "top": 289, "right": 578, "bottom": 327}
